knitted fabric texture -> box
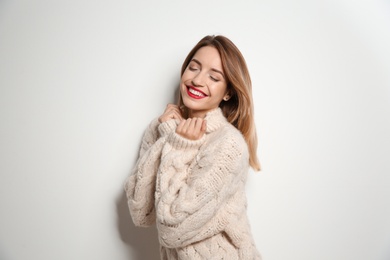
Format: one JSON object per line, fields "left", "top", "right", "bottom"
{"left": 124, "top": 108, "right": 261, "bottom": 259}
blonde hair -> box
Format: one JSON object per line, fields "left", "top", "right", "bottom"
{"left": 178, "top": 35, "right": 261, "bottom": 171}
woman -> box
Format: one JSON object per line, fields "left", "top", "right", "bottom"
{"left": 124, "top": 35, "right": 261, "bottom": 259}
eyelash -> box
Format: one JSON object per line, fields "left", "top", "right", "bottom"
{"left": 188, "top": 67, "right": 219, "bottom": 82}
{"left": 210, "top": 76, "right": 219, "bottom": 82}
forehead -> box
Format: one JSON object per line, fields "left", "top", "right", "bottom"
{"left": 192, "top": 46, "right": 222, "bottom": 69}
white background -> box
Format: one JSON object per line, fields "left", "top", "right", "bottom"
{"left": 1, "top": 0, "right": 390, "bottom": 259}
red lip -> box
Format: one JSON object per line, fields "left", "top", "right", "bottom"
{"left": 186, "top": 86, "right": 208, "bottom": 99}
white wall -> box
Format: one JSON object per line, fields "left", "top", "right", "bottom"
{"left": 1, "top": 0, "right": 389, "bottom": 259}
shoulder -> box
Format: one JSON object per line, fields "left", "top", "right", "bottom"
{"left": 196, "top": 123, "right": 249, "bottom": 171}
{"left": 207, "top": 122, "right": 249, "bottom": 157}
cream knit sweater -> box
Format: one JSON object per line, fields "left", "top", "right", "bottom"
{"left": 124, "top": 108, "right": 261, "bottom": 259}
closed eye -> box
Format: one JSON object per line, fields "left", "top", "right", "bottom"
{"left": 210, "top": 76, "right": 219, "bottom": 82}
{"left": 188, "top": 66, "right": 198, "bottom": 71}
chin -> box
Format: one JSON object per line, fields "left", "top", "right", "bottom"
{"left": 182, "top": 99, "right": 195, "bottom": 110}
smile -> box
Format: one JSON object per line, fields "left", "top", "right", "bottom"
{"left": 187, "top": 86, "right": 207, "bottom": 99}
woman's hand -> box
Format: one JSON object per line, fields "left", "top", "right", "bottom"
{"left": 176, "top": 118, "right": 207, "bottom": 140}
{"left": 159, "top": 104, "right": 183, "bottom": 123}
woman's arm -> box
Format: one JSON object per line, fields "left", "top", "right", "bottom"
{"left": 124, "top": 104, "right": 184, "bottom": 227}
{"left": 155, "top": 127, "right": 249, "bottom": 248}
{"left": 124, "top": 118, "right": 165, "bottom": 227}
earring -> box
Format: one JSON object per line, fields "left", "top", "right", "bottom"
{"left": 223, "top": 96, "right": 230, "bottom": 101}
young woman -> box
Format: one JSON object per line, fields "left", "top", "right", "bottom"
{"left": 124, "top": 35, "right": 261, "bottom": 259}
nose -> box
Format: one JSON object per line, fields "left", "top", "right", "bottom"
{"left": 192, "top": 71, "right": 207, "bottom": 87}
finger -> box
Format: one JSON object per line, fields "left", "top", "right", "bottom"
{"left": 164, "top": 104, "right": 179, "bottom": 116}
{"left": 193, "top": 118, "right": 206, "bottom": 139}
{"left": 160, "top": 104, "right": 183, "bottom": 122}
{"left": 159, "top": 112, "right": 176, "bottom": 123}
{"left": 189, "top": 118, "right": 198, "bottom": 132}
{"left": 172, "top": 107, "right": 184, "bottom": 119}
{"left": 176, "top": 119, "right": 186, "bottom": 133}
{"left": 168, "top": 111, "right": 181, "bottom": 120}
{"left": 164, "top": 104, "right": 174, "bottom": 114}
{"left": 160, "top": 104, "right": 174, "bottom": 122}
{"left": 172, "top": 110, "right": 183, "bottom": 120}
{"left": 177, "top": 119, "right": 192, "bottom": 137}
{"left": 182, "top": 118, "right": 192, "bottom": 134}
{"left": 187, "top": 118, "right": 202, "bottom": 140}
{"left": 166, "top": 104, "right": 181, "bottom": 113}
{"left": 201, "top": 120, "right": 207, "bottom": 133}
{"left": 183, "top": 118, "right": 192, "bottom": 133}
{"left": 166, "top": 103, "right": 177, "bottom": 109}
{"left": 166, "top": 105, "right": 183, "bottom": 120}
{"left": 193, "top": 118, "right": 203, "bottom": 132}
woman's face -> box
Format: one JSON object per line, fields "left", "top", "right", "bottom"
{"left": 180, "top": 46, "right": 228, "bottom": 118}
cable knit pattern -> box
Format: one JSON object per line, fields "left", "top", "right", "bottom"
{"left": 124, "top": 108, "right": 261, "bottom": 259}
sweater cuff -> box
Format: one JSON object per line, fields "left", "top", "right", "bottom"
{"left": 167, "top": 132, "right": 206, "bottom": 150}
{"left": 147, "top": 118, "right": 161, "bottom": 137}
{"left": 158, "top": 119, "right": 178, "bottom": 137}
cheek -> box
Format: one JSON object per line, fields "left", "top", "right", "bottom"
{"left": 180, "top": 77, "right": 187, "bottom": 89}
{"left": 181, "top": 69, "right": 190, "bottom": 78}
{"left": 180, "top": 84, "right": 186, "bottom": 94}
{"left": 180, "top": 80, "right": 188, "bottom": 96}
{"left": 180, "top": 72, "right": 188, "bottom": 84}
{"left": 212, "top": 84, "right": 228, "bottom": 97}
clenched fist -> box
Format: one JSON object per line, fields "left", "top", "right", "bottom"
{"left": 159, "top": 104, "right": 183, "bottom": 123}
{"left": 176, "top": 118, "right": 207, "bottom": 140}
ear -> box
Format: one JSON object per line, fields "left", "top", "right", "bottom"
{"left": 223, "top": 93, "right": 231, "bottom": 101}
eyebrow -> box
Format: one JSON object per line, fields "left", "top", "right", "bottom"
{"left": 191, "top": 58, "right": 225, "bottom": 79}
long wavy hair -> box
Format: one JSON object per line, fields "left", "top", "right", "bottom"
{"left": 178, "top": 35, "right": 261, "bottom": 171}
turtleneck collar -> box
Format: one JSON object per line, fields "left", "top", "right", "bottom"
{"left": 203, "top": 108, "right": 228, "bottom": 133}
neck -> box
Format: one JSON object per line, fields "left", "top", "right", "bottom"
{"left": 187, "top": 110, "right": 207, "bottom": 119}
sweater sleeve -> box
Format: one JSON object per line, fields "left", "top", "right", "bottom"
{"left": 124, "top": 118, "right": 172, "bottom": 227}
{"left": 155, "top": 128, "right": 249, "bottom": 248}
